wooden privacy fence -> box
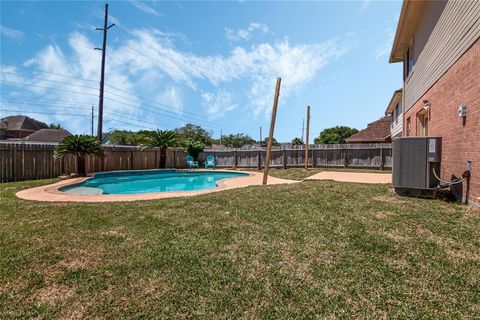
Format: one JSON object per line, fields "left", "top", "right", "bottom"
{"left": 1, "top": 142, "right": 391, "bottom": 182}
{"left": 202, "top": 143, "right": 392, "bottom": 170}
{"left": 0, "top": 142, "right": 187, "bottom": 182}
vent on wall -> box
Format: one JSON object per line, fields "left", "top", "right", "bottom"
{"left": 393, "top": 137, "right": 442, "bottom": 190}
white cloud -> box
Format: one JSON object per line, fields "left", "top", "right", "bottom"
{"left": 201, "top": 91, "right": 237, "bottom": 120}
{"left": 157, "top": 86, "right": 183, "bottom": 115}
{"left": 2, "top": 32, "right": 144, "bottom": 133}
{"left": 0, "top": 25, "right": 24, "bottom": 40}
{"left": 129, "top": 1, "right": 159, "bottom": 16}
{"left": 225, "top": 22, "right": 269, "bottom": 41}
{"left": 3, "top": 28, "right": 350, "bottom": 132}
{"left": 115, "top": 29, "right": 349, "bottom": 117}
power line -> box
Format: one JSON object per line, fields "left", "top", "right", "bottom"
{"left": 103, "top": 92, "right": 219, "bottom": 128}
{"left": 103, "top": 96, "right": 217, "bottom": 130}
{"left": 1, "top": 77, "right": 217, "bottom": 128}
{"left": 1, "top": 63, "right": 99, "bottom": 84}
{"left": 1, "top": 79, "right": 98, "bottom": 97}
{"left": 0, "top": 99, "right": 92, "bottom": 110}
{"left": 104, "top": 115, "right": 164, "bottom": 131}
{"left": 1, "top": 65, "right": 218, "bottom": 126}
{"left": 1, "top": 109, "right": 91, "bottom": 117}
{"left": 1, "top": 70, "right": 100, "bottom": 92}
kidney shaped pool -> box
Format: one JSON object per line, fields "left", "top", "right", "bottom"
{"left": 60, "top": 170, "right": 248, "bottom": 195}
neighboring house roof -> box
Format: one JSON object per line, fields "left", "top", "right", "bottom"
{"left": 1, "top": 115, "right": 49, "bottom": 132}
{"left": 346, "top": 116, "right": 392, "bottom": 143}
{"left": 385, "top": 89, "right": 403, "bottom": 115}
{"left": 0, "top": 120, "right": 7, "bottom": 129}
{"left": 23, "top": 129, "right": 71, "bottom": 142}
{"left": 390, "top": 0, "right": 428, "bottom": 63}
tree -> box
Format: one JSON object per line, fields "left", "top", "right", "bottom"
{"left": 260, "top": 137, "right": 280, "bottom": 147}
{"left": 140, "top": 130, "right": 178, "bottom": 168}
{"left": 186, "top": 139, "right": 204, "bottom": 160}
{"left": 222, "top": 133, "right": 256, "bottom": 148}
{"left": 108, "top": 130, "right": 144, "bottom": 145}
{"left": 175, "top": 124, "right": 213, "bottom": 146}
{"left": 314, "top": 126, "right": 358, "bottom": 144}
{"left": 108, "top": 130, "right": 130, "bottom": 145}
{"left": 291, "top": 137, "right": 304, "bottom": 145}
{"left": 49, "top": 123, "right": 63, "bottom": 129}
{"left": 54, "top": 135, "right": 104, "bottom": 177}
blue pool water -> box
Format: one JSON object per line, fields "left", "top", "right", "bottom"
{"left": 61, "top": 170, "right": 248, "bottom": 195}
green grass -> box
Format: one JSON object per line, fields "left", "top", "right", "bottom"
{"left": 1, "top": 176, "right": 479, "bottom": 318}
{"left": 263, "top": 167, "right": 391, "bottom": 181}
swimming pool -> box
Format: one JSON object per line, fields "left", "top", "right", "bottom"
{"left": 60, "top": 170, "right": 248, "bottom": 195}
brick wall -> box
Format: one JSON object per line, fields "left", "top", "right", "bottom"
{"left": 403, "top": 39, "right": 480, "bottom": 206}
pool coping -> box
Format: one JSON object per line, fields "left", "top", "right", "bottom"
{"left": 15, "top": 169, "right": 298, "bottom": 202}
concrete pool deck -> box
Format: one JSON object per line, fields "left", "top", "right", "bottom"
{"left": 305, "top": 171, "right": 392, "bottom": 184}
{"left": 15, "top": 170, "right": 298, "bottom": 203}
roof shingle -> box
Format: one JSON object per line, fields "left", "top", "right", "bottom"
{"left": 346, "top": 116, "right": 391, "bottom": 143}
{"left": 23, "top": 129, "right": 71, "bottom": 142}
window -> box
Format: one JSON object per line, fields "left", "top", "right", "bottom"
{"left": 416, "top": 110, "right": 429, "bottom": 136}
{"left": 404, "top": 40, "right": 414, "bottom": 80}
{"left": 394, "top": 103, "right": 400, "bottom": 124}
{"left": 406, "top": 117, "right": 411, "bottom": 136}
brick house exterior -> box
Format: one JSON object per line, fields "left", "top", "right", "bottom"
{"left": 390, "top": 0, "right": 480, "bottom": 206}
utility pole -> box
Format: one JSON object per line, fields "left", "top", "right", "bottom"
{"left": 91, "top": 105, "right": 94, "bottom": 136}
{"left": 220, "top": 129, "right": 223, "bottom": 146}
{"left": 304, "top": 106, "right": 310, "bottom": 170}
{"left": 259, "top": 126, "right": 262, "bottom": 143}
{"left": 262, "top": 77, "right": 282, "bottom": 185}
{"left": 94, "top": 3, "right": 115, "bottom": 142}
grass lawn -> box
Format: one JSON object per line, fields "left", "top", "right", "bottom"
{"left": 1, "top": 176, "right": 479, "bottom": 318}
{"left": 264, "top": 167, "right": 391, "bottom": 181}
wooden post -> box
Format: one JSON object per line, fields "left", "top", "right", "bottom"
{"left": 258, "top": 150, "right": 261, "bottom": 170}
{"left": 283, "top": 149, "right": 287, "bottom": 169}
{"left": 379, "top": 147, "right": 384, "bottom": 170}
{"left": 312, "top": 148, "right": 316, "bottom": 168}
{"left": 263, "top": 77, "right": 282, "bottom": 185}
{"left": 130, "top": 150, "right": 134, "bottom": 170}
{"left": 304, "top": 105, "right": 310, "bottom": 170}
{"left": 344, "top": 147, "right": 348, "bottom": 168}
{"left": 234, "top": 150, "right": 238, "bottom": 168}
{"left": 10, "top": 144, "right": 16, "bottom": 181}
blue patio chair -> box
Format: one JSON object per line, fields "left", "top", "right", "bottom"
{"left": 185, "top": 155, "right": 199, "bottom": 169}
{"left": 204, "top": 155, "right": 216, "bottom": 169}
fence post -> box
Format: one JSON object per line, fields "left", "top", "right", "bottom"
{"left": 12, "top": 144, "right": 17, "bottom": 182}
{"left": 344, "top": 147, "right": 348, "bottom": 168}
{"left": 173, "top": 149, "right": 177, "bottom": 168}
{"left": 234, "top": 150, "right": 238, "bottom": 168}
{"left": 380, "top": 147, "right": 384, "bottom": 170}
{"left": 312, "top": 149, "right": 316, "bottom": 168}
{"left": 130, "top": 150, "right": 134, "bottom": 170}
{"left": 258, "top": 150, "right": 261, "bottom": 170}
{"left": 283, "top": 149, "right": 287, "bottom": 169}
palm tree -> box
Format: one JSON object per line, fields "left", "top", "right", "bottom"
{"left": 291, "top": 137, "right": 304, "bottom": 145}
{"left": 140, "top": 130, "right": 178, "bottom": 168}
{"left": 54, "top": 135, "right": 105, "bottom": 177}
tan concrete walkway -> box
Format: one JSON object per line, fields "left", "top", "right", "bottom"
{"left": 305, "top": 171, "right": 392, "bottom": 184}
{"left": 15, "top": 170, "right": 298, "bottom": 203}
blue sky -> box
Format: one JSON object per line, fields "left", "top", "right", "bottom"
{"left": 1, "top": 0, "right": 402, "bottom": 142}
